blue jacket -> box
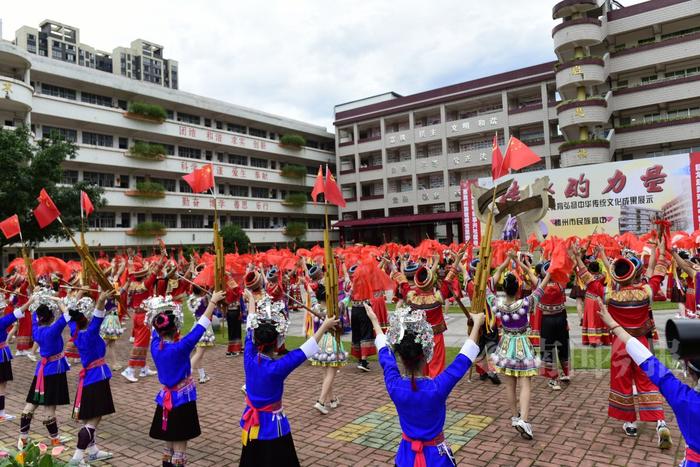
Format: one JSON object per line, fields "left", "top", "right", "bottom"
{"left": 32, "top": 314, "right": 70, "bottom": 376}
{"left": 0, "top": 309, "right": 23, "bottom": 363}
{"left": 69, "top": 309, "right": 111, "bottom": 386}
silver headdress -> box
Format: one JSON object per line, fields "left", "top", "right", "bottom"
{"left": 387, "top": 306, "right": 435, "bottom": 362}
{"left": 246, "top": 294, "right": 288, "bottom": 336}
{"left": 29, "top": 287, "right": 60, "bottom": 315}
{"left": 144, "top": 295, "right": 184, "bottom": 331}
{"left": 63, "top": 296, "right": 95, "bottom": 318}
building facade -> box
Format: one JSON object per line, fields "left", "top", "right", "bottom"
{"left": 0, "top": 21, "right": 336, "bottom": 258}
{"left": 334, "top": 0, "right": 700, "bottom": 244}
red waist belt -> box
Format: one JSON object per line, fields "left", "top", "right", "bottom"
{"left": 401, "top": 432, "right": 445, "bottom": 467}
{"left": 34, "top": 352, "right": 65, "bottom": 402}
{"left": 686, "top": 447, "right": 700, "bottom": 462}
{"left": 241, "top": 396, "right": 282, "bottom": 446}
{"left": 73, "top": 357, "right": 106, "bottom": 418}
{"left": 161, "top": 376, "right": 195, "bottom": 431}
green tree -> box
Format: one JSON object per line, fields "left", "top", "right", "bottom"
{"left": 0, "top": 126, "right": 106, "bottom": 246}
{"left": 219, "top": 223, "right": 251, "bottom": 253}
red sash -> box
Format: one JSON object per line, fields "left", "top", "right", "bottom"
{"left": 72, "top": 358, "right": 106, "bottom": 418}
{"left": 401, "top": 432, "right": 446, "bottom": 467}
{"left": 241, "top": 396, "right": 282, "bottom": 445}
{"left": 161, "top": 376, "right": 194, "bottom": 431}
{"left": 34, "top": 352, "right": 65, "bottom": 403}
{"left": 686, "top": 447, "right": 700, "bottom": 462}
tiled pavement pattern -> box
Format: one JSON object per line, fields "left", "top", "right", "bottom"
{"left": 0, "top": 324, "right": 691, "bottom": 466}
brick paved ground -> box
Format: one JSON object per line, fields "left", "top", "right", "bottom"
{"left": 0, "top": 323, "right": 691, "bottom": 466}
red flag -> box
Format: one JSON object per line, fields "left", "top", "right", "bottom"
{"left": 80, "top": 191, "right": 94, "bottom": 217}
{"left": 311, "top": 165, "right": 324, "bottom": 204}
{"left": 33, "top": 189, "right": 61, "bottom": 228}
{"left": 491, "top": 132, "right": 506, "bottom": 180}
{"left": 324, "top": 166, "right": 346, "bottom": 208}
{"left": 182, "top": 163, "right": 215, "bottom": 193}
{"left": 0, "top": 215, "right": 21, "bottom": 240}
{"left": 501, "top": 136, "right": 542, "bottom": 172}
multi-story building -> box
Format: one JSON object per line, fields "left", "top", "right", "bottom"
{"left": 0, "top": 21, "right": 336, "bottom": 259}
{"left": 334, "top": 0, "right": 700, "bottom": 244}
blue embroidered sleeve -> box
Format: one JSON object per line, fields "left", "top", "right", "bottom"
{"left": 272, "top": 349, "right": 307, "bottom": 379}
{"left": 378, "top": 346, "right": 401, "bottom": 391}
{"left": 87, "top": 316, "right": 104, "bottom": 337}
{"left": 639, "top": 356, "right": 691, "bottom": 414}
{"left": 177, "top": 323, "right": 206, "bottom": 354}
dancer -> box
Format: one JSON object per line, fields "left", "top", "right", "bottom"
{"left": 575, "top": 238, "right": 672, "bottom": 448}
{"left": 347, "top": 264, "right": 377, "bottom": 372}
{"left": 67, "top": 290, "right": 115, "bottom": 466}
{"left": 239, "top": 295, "right": 338, "bottom": 467}
{"left": 147, "top": 290, "right": 226, "bottom": 467}
{"left": 0, "top": 294, "right": 34, "bottom": 422}
{"left": 188, "top": 287, "right": 215, "bottom": 384}
{"left": 598, "top": 304, "right": 699, "bottom": 466}
{"left": 672, "top": 250, "right": 699, "bottom": 318}
{"left": 308, "top": 267, "right": 347, "bottom": 415}
{"left": 366, "top": 301, "right": 484, "bottom": 466}
{"left": 571, "top": 248, "right": 610, "bottom": 346}
{"left": 225, "top": 274, "right": 244, "bottom": 357}
{"left": 20, "top": 289, "right": 71, "bottom": 447}
{"left": 536, "top": 261, "right": 570, "bottom": 390}
{"left": 122, "top": 252, "right": 165, "bottom": 383}
{"left": 489, "top": 251, "right": 551, "bottom": 440}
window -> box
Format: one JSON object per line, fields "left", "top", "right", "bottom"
{"left": 616, "top": 79, "right": 628, "bottom": 89}
{"left": 308, "top": 218, "right": 323, "bottom": 229}
{"left": 251, "top": 187, "right": 269, "bottom": 198}
{"left": 118, "top": 175, "right": 129, "bottom": 189}
{"left": 82, "top": 131, "right": 113, "bottom": 147}
{"left": 230, "top": 185, "right": 249, "bottom": 197}
{"left": 119, "top": 137, "right": 129, "bottom": 149}
{"left": 41, "top": 83, "right": 76, "bottom": 100}
{"left": 248, "top": 127, "right": 266, "bottom": 138}
{"left": 81, "top": 92, "right": 112, "bottom": 107}
{"left": 252, "top": 217, "right": 269, "bottom": 229}
{"left": 87, "top": 212, "right": 115, "bottom": 228}
{"left": 250, "top": 157, "right": 267, "bottom": 168}
{"left": 181, "top": 214, "right": 204, "bottom": 229}
{"left": 179, "top": 182, "right": 192, "bottom": 193}
{"left": 204, "top": 118, "right": 211, "bottom": 128}
{"left": 62, "top": 170, "right": 79, "bottom": 185}
{"left": 228, "top": 216, "right": 249, "bottom": 229}
{"left": 205, "top": 150, "right": 212, "bottom": 161}
{"left": 83, "top": 171, "right": 115, "bottom": 187}
{"left": 215, "top": 121, "right": 223, "bottom": 130}
{"left": 120, "top": 213, "right": 131, "bottom": 228}
{"left": 641, "top": 75, "right": 657, "bottom": 84}
{"left": 42, "top": 126, "right": 77, "bottom": 142}
{"left": 637, "top": 37, "right": 656, "bottom": 45}
{"left": 150, "top": 177, "right": 177, "bottom": 192}
{"left": 117, "top": 100, "right": 128, "bottom": 110}
{"left": 227, "top": 123, "right": 247, "bottom": 134}
{"left": 178, "top": 146, "right": 201, "bottom": 159}
{"left": 177, "top": 112, "right": 200, "bottom": 125}
{"left": 228, "top": 154, "right": 247, "bottom": 165}
{"left": 151, "top": 213, "right": 177, "bottom": 228}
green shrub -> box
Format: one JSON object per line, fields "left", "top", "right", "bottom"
{"left": 220, "top": 224, "right": 251, "bottom": 254}
{"left": 280, "top": 134, "right": 307, "bottom": 148}
{"left": 283, "top": 192, "right": 308, "bottom": 207}
{"left": 280, "top": 164, "right": 308, "bottom": 179}
{"left": 128, "top": 141, "right": 167, "bottom": 160}
{"left": 135, "top": 181, "right": 165, "bottom": 193}
{"left": 284, "top": 221, "right": 307, "bottom": 238}
{"left": 127, "top": 101, "right": 167, "bottom": 121}
{"left": 559, "top": 139, "right": 610, "bottom": 151}
{"left": 130, "top": 222, "right": 167, "bottom": 237}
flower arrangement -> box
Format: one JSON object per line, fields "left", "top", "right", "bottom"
{"left": 0, "top": 439, "right": 67, "bottom": 466}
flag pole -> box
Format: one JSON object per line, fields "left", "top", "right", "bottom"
{"left": 18, "top": 230, "right": 36, "bottom": 289}
{"left": 322, "top": 165, "right": 341, "bottom": 345}
{"left": 79, "top": 197, "right": 88, "bottom": 286}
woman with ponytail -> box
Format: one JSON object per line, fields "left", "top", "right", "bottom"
{"left": 489, "top": 250, "right": 551, "bottom": 440}
{"left": 365, "top": 302, "right": 484, "bottom": 467}
{"left": 239, "top": 296, "right": 338, "bottom": 467}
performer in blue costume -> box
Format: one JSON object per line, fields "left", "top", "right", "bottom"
{"left": 239, "top": 295, "right": 339, "bottom": 467}
{"left": 365, "top": 302, "right": 485, "bottom": 467}
{"left": 0, "top": 293, "right": 33, "bottom": 422}
{"left": 598, "top": 299, "right": 699, "bottom": 466}
{"left": 147, "top": 290, "right": 226, "bottom": 467}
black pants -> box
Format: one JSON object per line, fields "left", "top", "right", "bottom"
{"left": 227, "top": 308, "right": 242, "bottom": 352}
{"left": 540, "top": 312, "right": 570, "bottom": 378}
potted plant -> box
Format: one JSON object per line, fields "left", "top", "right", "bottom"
{"left": 283, "top": 221, "right": 307, "bottom": 239}
{"left": 280, "top": 164, "right": 308, "bottom": 179}
{"left": 127, "top": 221, "right": 167, "bottom": 237}
{"left": 124, "top": 101, "right": 167, "bottom": 123}
{"left": 279, "top": 134, "right": 306, "bottom": 149}
{"left": 126, "top": 181, "right": 166, "bottom": 199}
{"left": 558, "top": 138, "right": 610, "bottom": 151}
{"left": 282, "top": 193, "right": 308, "bottom": 208}
{"left": 0, "top": 440, "right": 66, "bottom": 466}
{"left": 126, "top": 142, "right": 167, "bottom": 161}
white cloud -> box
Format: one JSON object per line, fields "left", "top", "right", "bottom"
{"left": 1, "top": 0, "right": 647, "bottom": 131}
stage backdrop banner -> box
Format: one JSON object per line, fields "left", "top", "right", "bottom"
{"left": 478, "top": 153, "right": 693, "bottom": 238}
{"left": 689, "top": 152, "right": 700, "bottom": 231}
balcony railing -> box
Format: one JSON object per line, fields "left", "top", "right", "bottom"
{"left": 357, "top": 135, "right": 382, "bottom": 143}
{"left": 614, "top": 72, "right": 700, "bottom": 95}
{"left": 611, "top": 30, "right": 700, "bottom": 57}
{"left": 340, "top": 168, "right": 356, "bottom": 175}
{"left": 358, "top": 165, "right": 383, "bottom": 172}
{"left": 508, "top": 102, "right": 543, "bottom": 114}
{"left": 360, "top": 194, "right": 384, "bottom": 201}
{"left": 616, "top": 114, "right": 700, "bottom": 133}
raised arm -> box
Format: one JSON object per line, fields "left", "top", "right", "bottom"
{"left": 491, "top": 253, "right": 512, "bottom": 284}
{"left": 178, "top": 290, "right": 225, "bottom": 352}
{"left": 671, "top": 250, "right": 695, "bottom": 277}
{"left": 434, "top": 313, "right": 484, "bottom": 397}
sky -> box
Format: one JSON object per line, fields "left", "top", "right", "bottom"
{"left": 1, "top": 0, "right": 647, "bottom": 132}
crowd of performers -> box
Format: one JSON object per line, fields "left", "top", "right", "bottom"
{"left": 0, "top": 227, "right": 699, "bottom": 466}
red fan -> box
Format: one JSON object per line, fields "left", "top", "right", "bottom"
{"left": 413, "top": 239, "right": 446, "bottom": 260}
{"left": 5, "top": 257, "right": 27, "bottom": 276}
{"left": 548, "top": 237, "right": 574, "bottom": 285}
{"left": 66, "top": 261, "right": 82, "bottom": 273}
{"left": 526, "top": 233, "right": 540, "bottom": 253}
{"left": 32, "top": 256, "right": 72, "bottom": 280}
